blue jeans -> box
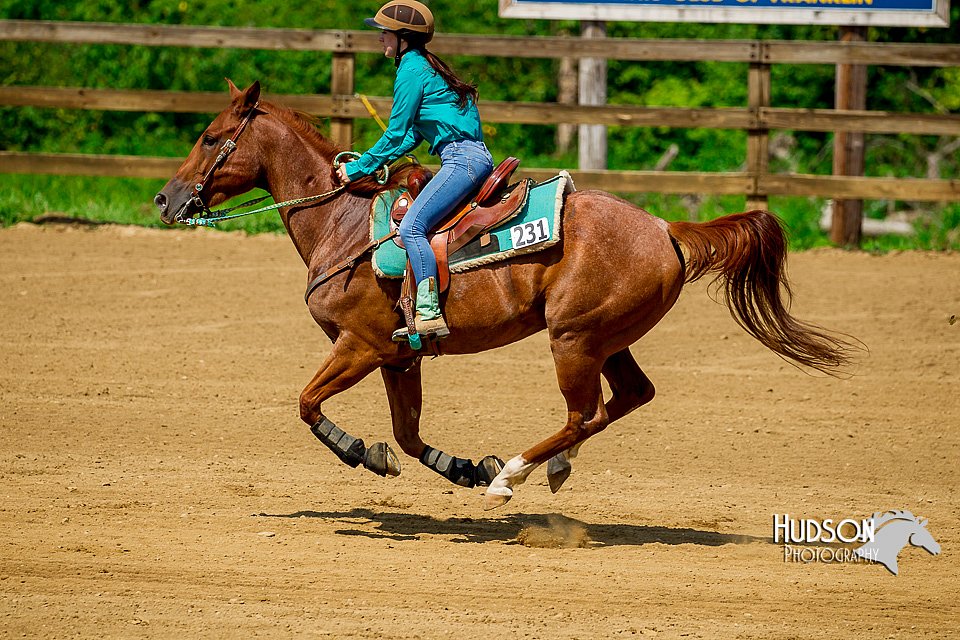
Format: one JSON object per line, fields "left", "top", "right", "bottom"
{"left": 398, "top": 139, "right": 494, "bottom": 285}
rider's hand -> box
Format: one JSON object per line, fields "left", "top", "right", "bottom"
{"left": 335, "top": 163, "right": 352, "bottom": 184}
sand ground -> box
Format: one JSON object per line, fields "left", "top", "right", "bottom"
{"left": 1, "top": 223, "right": 958, "bottom": 638}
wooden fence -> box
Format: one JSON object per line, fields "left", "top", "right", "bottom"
{"left": 3, "top": 20, "right": 960, "bottom": 213}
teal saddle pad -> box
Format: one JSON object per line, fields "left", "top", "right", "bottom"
{"left": 370, "top": 172, "right": 573, "bottom": 278}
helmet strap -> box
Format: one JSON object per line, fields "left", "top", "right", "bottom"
{"left": 393, "top": 32, "right": 407, "bottom": 67}
{"left": 393, "top": 31, "right": 425, "bottom": 67}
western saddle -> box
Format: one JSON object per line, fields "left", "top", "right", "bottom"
{"left": 302, "top": 156, "right": 529, "bottom": 312}
{"left": 389, "top": 156, "right": 528, "bottom": 293}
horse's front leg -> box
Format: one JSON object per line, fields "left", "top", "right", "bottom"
{"left": 300, "top": 340, "right": 400, "bottom": 477}
{"left": 381, "top": 363, "right": 503, "bottom": 488}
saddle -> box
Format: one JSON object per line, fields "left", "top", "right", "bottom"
{"left": 389, "top": 157, "right": 528, "bottom": 293}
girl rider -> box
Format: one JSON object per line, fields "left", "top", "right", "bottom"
{"left": 335, "top": 0, "right": 494, "bottom": 342}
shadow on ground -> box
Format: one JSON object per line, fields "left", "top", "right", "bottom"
{"left": 255, "top": 508, "right": 768, "bottom": 547}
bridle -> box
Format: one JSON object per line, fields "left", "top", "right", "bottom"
{"left": 170, "top": 100, "right": 397, "bottom": 303}
{"left": 173, "top": 103, "right": 383, "bottom": 228}
{"left": 174, "top": 101, "right": 266, "bottom": 225}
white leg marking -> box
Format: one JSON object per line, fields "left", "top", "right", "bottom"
{"left": 547, "top": 451, "right": 571, "bottom": 477}
{"left": 483, "top": 455, "right": 538, "bottom": 510}
{"left": 546, "top": 443, "right": 582, "bottom": 493}
{"left": 486, "top": 455, "right": 538, "bottom": 497}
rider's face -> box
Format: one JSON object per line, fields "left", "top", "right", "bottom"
{"left": 380, "top": 31, "right": 400, "bottom": 58}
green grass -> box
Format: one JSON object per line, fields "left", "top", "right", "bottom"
{"left": 0, "top": 174, "right": 287, "bottom": 234}
{"left": 2, "top": 173, "right": 958, "bottom": 251}
{"left": 1, "top": 174, "right": 169, "bottom": 228}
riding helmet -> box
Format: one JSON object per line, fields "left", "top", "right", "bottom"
{"left": 365, "top": 0, "right": 435, "bottom": 43}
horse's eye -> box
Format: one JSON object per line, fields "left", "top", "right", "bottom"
{"left": 202, "top": 134, "right": 217, "bottom": 147}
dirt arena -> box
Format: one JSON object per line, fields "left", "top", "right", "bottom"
{"left": 1, "top": 222, "right": 958, "bottom": 638}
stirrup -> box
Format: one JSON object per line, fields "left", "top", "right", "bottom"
{"left": 392, "top": 326, "right": 415, "bottom": 343}
{"left": 391, "top": 318, "right": 450, "bottom": 342}
{"left": 416, "top": 315, "right": 450, "bottom": 339}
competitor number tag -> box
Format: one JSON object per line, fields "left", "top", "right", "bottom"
{"left": 510, "top": 217, "right": 550, "bottom": 249}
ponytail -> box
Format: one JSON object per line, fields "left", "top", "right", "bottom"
{"left": 422, "top": 50, "right": 479, "bottom": 110}
{"left": 400, "top": 32, "right": 478, "bottom": 109}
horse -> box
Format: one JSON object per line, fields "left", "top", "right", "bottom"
{"left": 855, "top": 511, "right": 941, "bottom": 575}
{"left": 155, "top": 80, "right": 856, "bottom": 510}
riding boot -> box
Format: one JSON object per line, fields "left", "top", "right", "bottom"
{"left": 414, "top": 277, "right": 450, "bottom": 337}
{"left": 392, "top": 276, "right": 450, "bottom": 341}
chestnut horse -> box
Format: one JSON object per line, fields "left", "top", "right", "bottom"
{"left": 155, "top": 81, "right": 854, "bottom": 509}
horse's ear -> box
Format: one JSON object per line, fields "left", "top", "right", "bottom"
{"left": 921, "top": 519, "right": 928, "bottom": 528}
{"left": 234, "top": 81, "right": 261, "bottom": 115}
{"left": 226, "top": 78, "right": 241, "bottom": 100}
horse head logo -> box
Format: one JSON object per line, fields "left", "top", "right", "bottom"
{"left": 854, "top": 510, "right": 940, "bottom": 575}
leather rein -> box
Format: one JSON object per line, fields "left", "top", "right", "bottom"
{"left": 174, "top": 102, "right": 395, "bottom": 304}
{"left": 174, "top": 102, "right": 347, "bottom": 228}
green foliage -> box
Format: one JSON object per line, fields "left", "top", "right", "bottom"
{"left": 0, "top": 174, "right": 168, "bottom": 227}
{"left": 2, "top": 1, "right": 959, "bottom": 250}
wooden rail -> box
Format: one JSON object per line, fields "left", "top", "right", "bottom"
{"left": 4, "top": 150, "right": 956, "bottom": 202}
{"left": 3, "top": 20, "right": 960, "bottom": 208}
{"left": 5, "top": 86, "right": 960, "bottom": 135}
{"left": 0, "top": 150, "right": 750, "bottom": 192}
{"left": 4, "top": 21, "right": 960, "bottom": 65}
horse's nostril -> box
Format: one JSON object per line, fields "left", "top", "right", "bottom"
{"left": 154, "top": 192, "right": 168, "bottom": 212}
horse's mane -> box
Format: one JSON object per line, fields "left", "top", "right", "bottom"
{"left": 262, "top": 100, "right": 416, "bottom": 197}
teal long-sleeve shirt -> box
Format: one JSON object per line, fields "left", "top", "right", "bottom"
{"left": 345, "top": 49, "right": 483, "bottom": 181}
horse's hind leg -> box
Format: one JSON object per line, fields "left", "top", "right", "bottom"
{"left": 546, "top": 349, "right": 655, "bottom": 492}
{"left": 484, "top": 348, "right": 608, "bottom": 510}
{"left": 382, "top": 364, "right": 504, "bottom": 488}
{"left": 602, "top": 348, "right": 656, "bottom": 421}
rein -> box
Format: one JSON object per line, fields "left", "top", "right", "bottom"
{"left": 174, "top": 104, "right": 386, "bottom": 228}
{"left": 179, "top": 187, "right": 347, "bottom": 228}
{"left": 176, "top": 99, "right": 397, "bottom": 301}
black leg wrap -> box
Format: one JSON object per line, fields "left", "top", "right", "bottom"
{"left": 311, "top": 417, "right": 365, "bottom": 468}
{"left": 420, "top": 446, "right": 476, "bottom": 487}
{"left": 419, "top": 447, "right": 505, "bottom": 488}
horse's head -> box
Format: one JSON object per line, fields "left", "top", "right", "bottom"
{"left": 155, "top": 79, "right": 266, "bottom": 225}
{"left": 909, "top": 518, "right": 941, "bottom": 556}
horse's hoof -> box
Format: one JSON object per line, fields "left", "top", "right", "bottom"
{"left": 546, "top": 464, "right": 571, "bottom": 494}
{"left": 363, "top": 442, "right": 401, "bottom": 477}
{"left": 474, "top": 455, "right": 505, "bottom": 487}
{"left": 482, "top": 490, "right": 512, "bottom": 511}
{"left": 383, "top": 446, "right": 401, "bottom": 477}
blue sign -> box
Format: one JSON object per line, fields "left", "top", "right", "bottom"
{"left": 514, "top": 0, "right": 936, "bottom": 8}
{"left": 500, "top": 0, "right": 949, "bottom": 26}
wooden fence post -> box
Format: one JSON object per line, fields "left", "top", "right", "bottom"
{"left": 747, "top": 52, "right": 771, "bottom": 212}
{"left": 831, "top": 26, "right": 868, "bottom": 247}
{"left": 557, "top": 56, "right": 577, "bottom": 155}
{"left": 578, "top": 21, "right": 607, "bottom": 171}
{"left": 330, "top": 52, "right": 355, "bottom": 150}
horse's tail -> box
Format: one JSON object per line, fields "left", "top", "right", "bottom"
{"left": 667, "top": 210, "right": 858, "bottom": 375}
